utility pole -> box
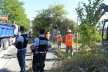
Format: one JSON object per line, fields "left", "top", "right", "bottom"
{"left": 76, "top": 16, "right": 79, "bottom": 52}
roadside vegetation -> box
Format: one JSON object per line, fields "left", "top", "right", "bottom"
{"left": 28, "top": 0, "right": 108, "bottom": 72}
{"left": 49, "top": 0, "right": 108, "bottom": 72}
{"left": 50, "top": 45, "right": 108, "bottom": 72}
{"left": 0, "top": 0, "right": 30, "bottom": 30}
{"left": 32, "top": 3, "right": 77, "bottom": 41}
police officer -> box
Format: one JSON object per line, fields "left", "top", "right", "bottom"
{"left": 30, "top": 28, "right": 51, "bottom": 72}
{"left": 13, "top": 26, "right": 29, "bottom": 72}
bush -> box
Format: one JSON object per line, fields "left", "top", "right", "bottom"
{"left": 51, "top": 46, "right": 108, "bottom": 72}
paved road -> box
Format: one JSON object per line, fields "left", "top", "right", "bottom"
{"left": 0, "top": 44, "right": 32, "bottom": 72}
{"left": 0, "top": 44, "right": 57, "bottom": 72}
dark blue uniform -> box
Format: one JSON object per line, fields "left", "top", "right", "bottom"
{"left": 32, "top": 37, "right": 49, "bottom": 72}
{"left": 15, "top": 34, "right": 29, "bottom": 72}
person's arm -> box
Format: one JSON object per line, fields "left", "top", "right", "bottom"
{"left": 13, "top": 40, "right": 18, "bottom": 46}
{"left": 47, "top": 41, "right": 52, "bottom": 48}
{"left": 30, "top": 38, "right": 39, "bottom": 51}
{"left": 61, "top": 36, "right": 63, "bottom": 42}
{"left": 13, "top": 36, "right": 21, "bottom": 46}
{"left": 30, "top": 45, "right": 36, "bottom": 50}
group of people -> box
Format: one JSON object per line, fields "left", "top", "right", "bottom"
{"left": 56, "top": 29, "right": 74, "bottom": 56}
{"left": 13, "top": 26, "right": 51, "bottom": 72}
{"left": 13, "top": 26, "right": 74, "bottom": 72}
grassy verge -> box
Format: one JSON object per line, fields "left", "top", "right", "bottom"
{"left": 50, "top": 45, "right": 108, "bottom": 72}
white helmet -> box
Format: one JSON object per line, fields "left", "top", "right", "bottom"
{"left": 58, "top": 31, "right": 60, "bottom": 33}
{"left": 68, "top": 29, "right": 71, "bottom": 32}
{"left": 47, "top": 32, "right": 49, "bottom": 33}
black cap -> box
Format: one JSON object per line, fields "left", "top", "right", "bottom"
{"left": 20, "top": 26, "right": 25, "bottom": 31}
{"left": 39, "top": 28, "right": 45, "bottom": 34}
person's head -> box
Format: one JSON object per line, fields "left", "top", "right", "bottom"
{"left": 67, "top": 29, "right": 71, "bottom": 33}
{"left": 14, "top": 21, "right": 16, "bottom": 24}
{"left": 39, "top": 28, "right": 45, "bottom": 34}
{"left": 47, "top": 32, "right": 49, "bottom": 34}
{"left": 29, "top": 31, "right": 31, "bottom": 33}
{"left": 58, "top": 31, "right": 60, "bottom": 34}
{"left": 20, "top": 26, "right": 25, "bottom": 33}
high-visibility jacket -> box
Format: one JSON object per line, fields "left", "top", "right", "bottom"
{"left": 65, "top": 34, "right": 73, "bottom": 46}
{"left": 46, "top": 34, "right": 50, "bottom": 39}
{"left": 57, "top": 35, "right": 63, "bottom": 42}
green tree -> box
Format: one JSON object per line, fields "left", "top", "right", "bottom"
{"left": 32, "top": 4, "right": 77, "bottom": 41}
{"left": 0, "top": 0, "right": 4, "bottom": 15}
{"left": 76, "top": 0, "right": 104, "bottom": 48}
{"left": 1, "top": 0, "right": 30, "bottom": 30}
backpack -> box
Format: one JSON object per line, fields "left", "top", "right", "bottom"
{"left": 15, "top": 34, "right": 29, "bottom": 49}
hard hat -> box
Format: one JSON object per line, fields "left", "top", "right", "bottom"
{"left": 68, "top": 29, "right": 71, "bottom": 32}
{"left": 58, "top": 31, "right": 60, "bottom": 33}
{"left": 47, "top": 31, "right": 49, "bottom": 33}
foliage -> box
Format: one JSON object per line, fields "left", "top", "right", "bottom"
{"left": 51, "top": 46, "right": 108, "bottom": 72}
{"left": 32, "top": 4, "right": 77, "bottom": 41}
{"left": 0, "top": 0, "right": 3, "bottom": 15}
{"left": 76, "top": 0, "right": 104, "bottom": 48}
{"left": 0, "top": 0, "right": 30, "bottom": 30}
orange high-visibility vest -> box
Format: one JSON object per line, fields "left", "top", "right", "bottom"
{"left": 57, "top": 36, "right": 63, "bottom": 42}
{"left": 46, "top": 34, "right": 50, "bottom": 39}
{"left": 65, "top": 34, "right": 73, "bottom": 46}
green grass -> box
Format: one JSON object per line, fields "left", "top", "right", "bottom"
{"left": 50, "top": 46, "right": 108, "bottom": 72}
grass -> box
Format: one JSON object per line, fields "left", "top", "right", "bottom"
{"left": 50, "top": 45, "right": 108, "bottom": 72}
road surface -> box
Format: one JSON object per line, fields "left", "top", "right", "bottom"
{"left": 0, "top": 44, "right": 57, "bottom": 72}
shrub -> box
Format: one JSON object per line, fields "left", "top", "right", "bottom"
{"left": 51, "top": 46, "right": 108, "bottom": 72}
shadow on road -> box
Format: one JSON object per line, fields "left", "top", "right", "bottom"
{"left": 26, "top": 69, "right": 56, "bottom": 72}
{"left": 0, "top": 68, "right": 12, "bottom": 72}
{"left": 1, "top": 52, "right": 32, "bottom": 59}
{"left": 0, "top": 68, "right": 56, "bottom": 72}
{"left": 1, "top": 54, "right": 16, "bottom": 59}
{"left": 46, "top": 58, "right": 58, "bottom": 61}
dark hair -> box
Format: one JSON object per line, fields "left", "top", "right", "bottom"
{"left": 20, "top": 26, "right": 25, "bottom": 31}
{"left": 39, "top": 28, "right": 45, "bottom": 34}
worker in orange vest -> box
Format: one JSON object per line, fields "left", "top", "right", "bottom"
{"left": 45, "top": 31, "right": 51, "bottom": 40}
{"left": 65, "top": 29, "right": 73, "bottom": 57}
{"left": 56, "top": 31, "right": 63, "bottom": 50}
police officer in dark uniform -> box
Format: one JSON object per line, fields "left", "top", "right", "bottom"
{"left": 30, "top": 28, "right": 51, "bottom": 72}
{"left": 13, "top": 26, "right": 29, "bottom": 72}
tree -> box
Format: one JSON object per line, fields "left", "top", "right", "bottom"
{"left": 76, "top": 0, "right": 104, "bottom": 48}
{"left": 0, "top": 0, "right": 4, "bottom": 15}
{"left": 1, "top": 0, "right": 30, "bottom": 30}
{"left": 32, "top": 4, "right": 77, "bottom": 41}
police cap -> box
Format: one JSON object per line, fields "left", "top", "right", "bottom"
{"left": 39, "top": 28, "right": 45, "bottom": 34}
{"left": 20, "top": 26, "right": 25, "bottom": 31}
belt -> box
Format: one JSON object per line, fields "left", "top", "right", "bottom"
{"left": 18, "top": 48, "right": 26, "bottom": 50}
{"left": 34, "top": 51, "right": 46, "bottom": 54}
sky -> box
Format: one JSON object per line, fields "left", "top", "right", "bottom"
{"left": 18, "top": 0, "right": 108, "bottom": 22}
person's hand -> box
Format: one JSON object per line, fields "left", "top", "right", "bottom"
{"left": 11, "top": 43, "right": 14, "bottom": 45}
{"left": 48, "top": 45, "right": 52, "bottom": 48}
{"left": 30, "top": 45, "right": 37, "bottom": 50}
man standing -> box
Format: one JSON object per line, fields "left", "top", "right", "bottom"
{"left": 56, "top": 31, "right": 63, "bottom": 50}
{"left": 30, "top": 28, "right": 51, "bottom": 72}
{"left": 65, "top": 29, "right": 73, "bottom": 57}
{"left": 13, "top": 26, "right": 29, "bottom": 72}
{"left": 13, "top": 21, "right": 19, "bottom": 37}
{"left": 45, "top": 31, "right": 51, "bottom": 40}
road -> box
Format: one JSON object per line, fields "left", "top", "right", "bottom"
{"left": 0, "top": 44, "right": 57, "bottom": 72}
